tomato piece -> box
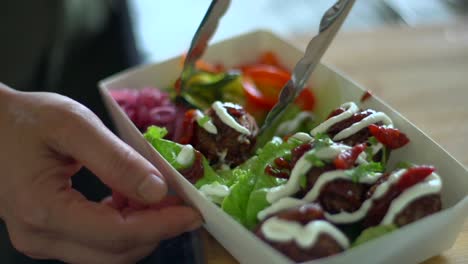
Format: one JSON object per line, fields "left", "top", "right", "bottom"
{"left": 368, "top": 124, "right": 410, "bottom": 150}
{"left": 334, "top": 143, "right": 366, "bottom": 169}
{"left": 396, "top": 165, "right": 436, "bottom": 191}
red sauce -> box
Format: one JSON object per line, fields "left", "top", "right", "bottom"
{"left": 360, "top": 90, "right": 373, "bottom": 102}
{"left": 327, "top": 110, "right": 375, "bottom": 138}
{"left": 178, "top": 109, "right": 197, "bottom": 144}
{"left": 333, "top": 143, "right": 366, "bottom": 169}
{"left": 274, "top": 157, "right": 291, "bottom": 170}
{"left": 265, "top": 164, "right": 290, "bottom": 179}
{"left": 368, "top": 124, "right": 410, "bottom": 150}
{"left": 327, "top": 107, "right": 346, "bottom": 119}
{"left": 291, "top": 143, "right": 314, "bottom": 167}
{"left": 227, "top": 106, "right": 246, "bottom": 118}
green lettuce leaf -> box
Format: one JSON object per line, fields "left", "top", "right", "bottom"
{"left": 144, "top": 126, "right": 224, "bottom": 187}
{"left": 352, "top": 224, "right": 398, "bottom": 248}
{"left": 221, "top": 167, "right": 256, "bottom": 225}
{"left": 220, "top": 137, "right": 301, "bottom": 229}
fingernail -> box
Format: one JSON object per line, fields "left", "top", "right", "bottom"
{"left": 188, "top": 217, "right": 204, "bottom": 231}
{"left": 137, "top": 174, "right": 166, "bottom": 203}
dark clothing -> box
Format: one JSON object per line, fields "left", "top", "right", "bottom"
{"left": 0, "top": 1, "right": 200, "bottom": 263}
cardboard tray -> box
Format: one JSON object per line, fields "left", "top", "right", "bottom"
{"left": 99, "top": 30, "right": 468, "bottom": 264}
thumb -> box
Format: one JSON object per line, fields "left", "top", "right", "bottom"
{"left": 47, "top": 101, "right": 167, "bottom": 204}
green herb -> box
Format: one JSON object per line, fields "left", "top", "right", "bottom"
{"left": 352, "top": 225, "right": 398, "bottom": 248}
{"left": 197, "top": 115, "right": 211, "bottom": 126}
{"left": 144, "top": 126, "right": 168, "bottom": 140}
{"left": 345, "top": 162, "right": 384, "bottom": 183}
{"left": 314, "top": 133, "right": 333, "bottom": 149}
{"left": 368, "top": 136, "right": 378, "bottom": 145}
{"left": 305, "top": 152, "right": 325, "bottom": 167}
{"left": 299, "top": 174, "right": 308, "bottom": 189}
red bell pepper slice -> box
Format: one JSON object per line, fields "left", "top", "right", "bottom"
{"left": 240, "top": 64, "right": 316, "bottom": 111}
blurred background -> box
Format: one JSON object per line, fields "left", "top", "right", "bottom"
{"left": 129, "top": 0, "right": 468, "bottom": 62}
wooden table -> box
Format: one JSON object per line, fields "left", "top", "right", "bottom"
{"left": 201, "top": 21, "right": 468, "bottom": 264}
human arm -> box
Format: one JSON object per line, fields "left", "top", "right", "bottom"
{"left": 0, "top": 83, "right": 201, "bottom": 263}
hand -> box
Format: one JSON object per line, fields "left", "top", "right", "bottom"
{"left": 0, "top": 83, "right": 202, "bottom": 264}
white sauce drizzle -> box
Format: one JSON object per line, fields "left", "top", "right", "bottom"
{"left": 266, "top": 143, "right": 366, "bottom": 204}
{"left": 258, "top": 197, "right": 306, "bottom": 220}
{"left": 261, "top": 217, "right": 349, "bottom": 249}
{"left": 311, "top": 102, "right": 359, "bottom": 136}
{"left": 302, "top": 170, "right": 381, "bottom": 201}
{"left": 276, "top": 112, "right": 314, "bottom": 136}
{"left": 212, "top": 101, "right": 250, "bottom": 135}
{"left": 310, "top": 102, "right": 394, "bottom": 143}
{"left": 194, "top": 110, "right": 217, "bottom": 134}
{"left": 288, "top": 132, "right": 313, "bottom": 143}
{"left": 175, "top": 145, "right": 195, "bottom": 167}
{"left": 333, "top": 112, "right": 393, "bottom": 141}
{"left": 199, "top": 182, "right": 230, "bottom": 203}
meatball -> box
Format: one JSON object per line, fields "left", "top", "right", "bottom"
{"left": 319, "top": 179, "right": 368, "bottom": 214}
{"left": 363, "top": 173, "right": 442, "bottom": 228}
{"left": 191, "top": 102, "right": 258, "bottom": 167}
{"left": 256, "top": 204, "right": 346, "bottom": 262}
{"left": 290, "top": 143, "right": 370, "bottom": 215}
{"left": 327, "top": 109, "right": 381, "bottom": 146}
{"left": 393, "top": 194, "right": 441, "bottom": 227}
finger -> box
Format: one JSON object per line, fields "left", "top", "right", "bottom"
{"left": 149, "top": 195, "right": 184, "bottom": 210}
{"left": 49, "top": 190, "right": 202, "bottom": 248}
{"left": 47, "top": 101, "right": 167, "bottom": 204}
{"left": 124, "top": 206, "right": 203, "bottom": 242}
{"left": 111, "top": 191, "right": 128, "bottom": 209}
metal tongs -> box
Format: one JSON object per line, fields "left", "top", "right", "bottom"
{"left": 176, "top": 0, "right": 231, "bottom": 95}
{"left": 258, "top": 0, "right": 356, "bottom": 136}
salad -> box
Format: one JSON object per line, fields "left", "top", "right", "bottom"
{"left": 111, "top": 52, "right": 442, "bottom": 262}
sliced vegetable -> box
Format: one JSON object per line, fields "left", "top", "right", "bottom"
{"left": 180, "top": 53, "right": 225, "bottom": 73}
{"left": 179, "top": 71, "right": 246, "bottom": 110}
{"left": 240, "top": 64, "right": 316, "bottom": 111}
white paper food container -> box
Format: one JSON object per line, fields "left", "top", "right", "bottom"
{"left": 99, "top": 30, "right": 468, "bottom": 264}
